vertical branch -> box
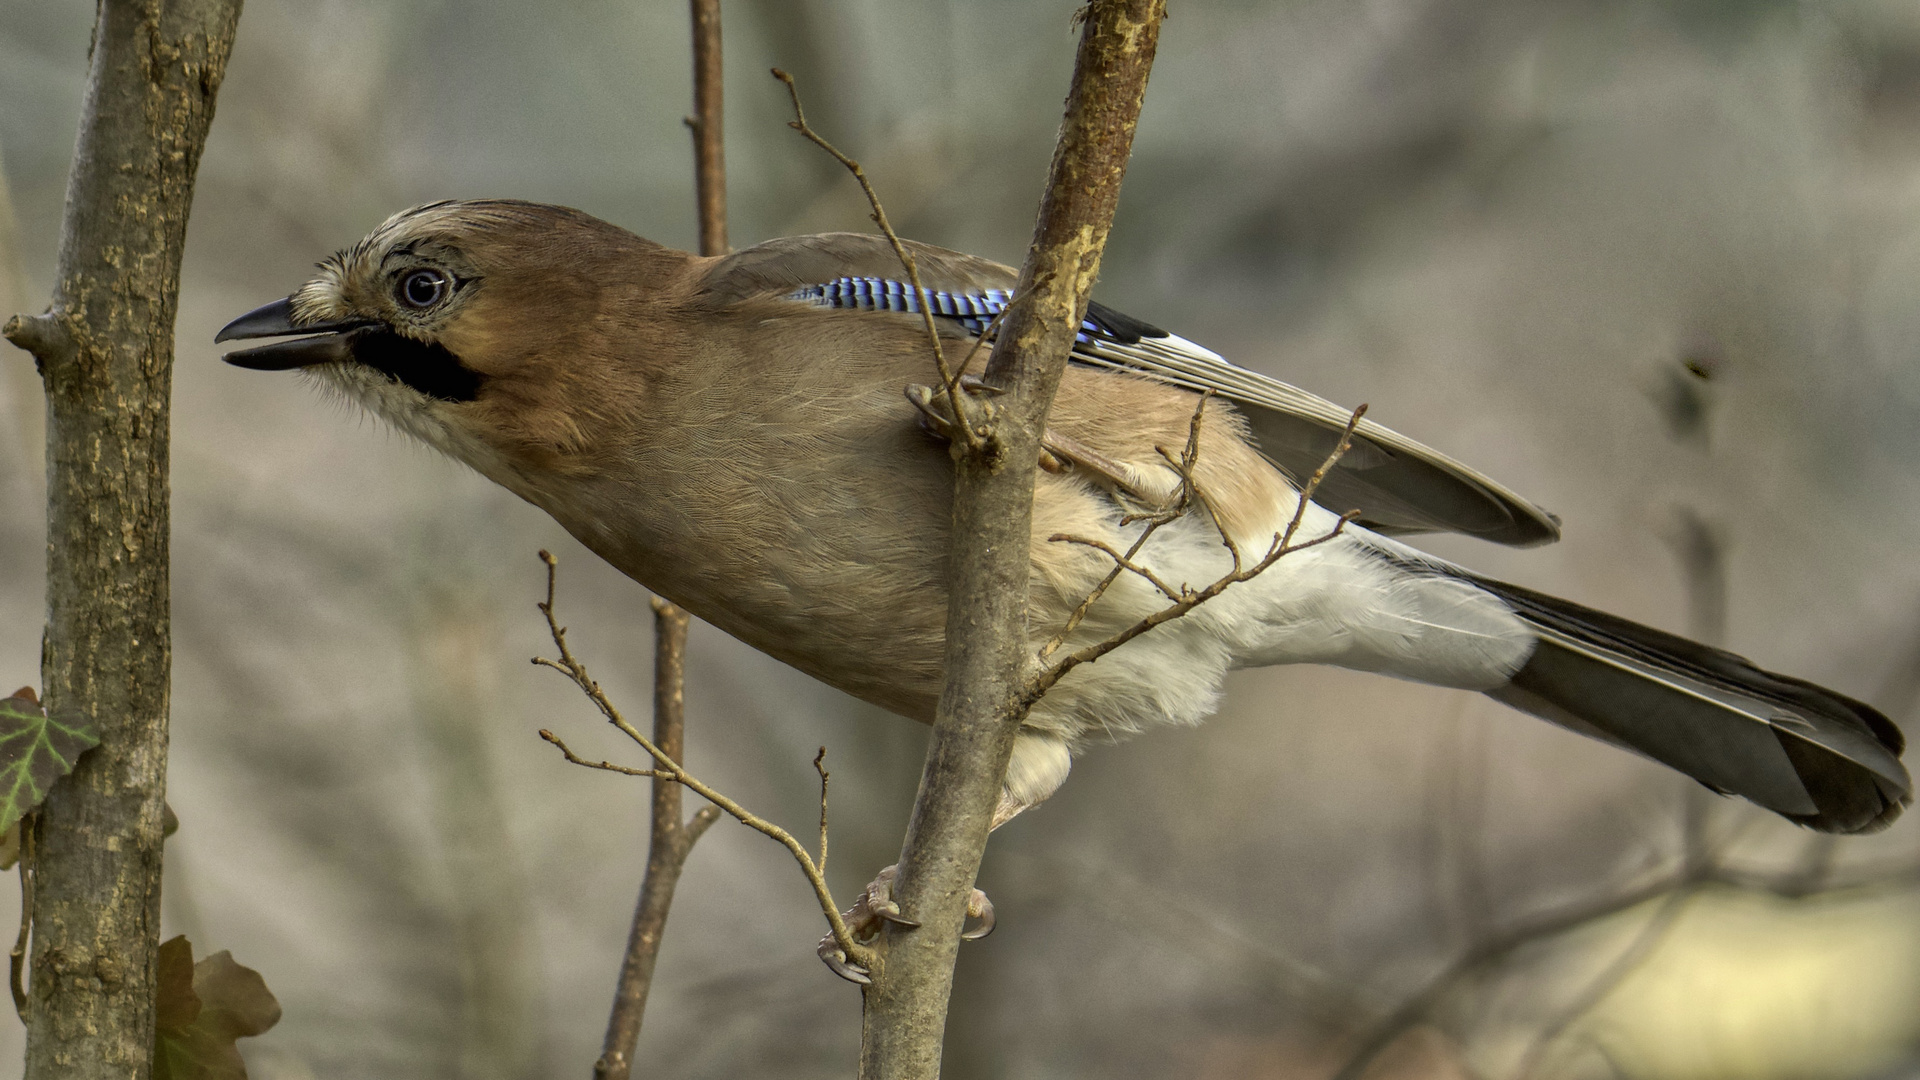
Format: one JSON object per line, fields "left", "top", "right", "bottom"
{"left": 592, "top": 6, "right": 728, "bottom": 1078}
{"left": 0, "top": 3, "right": 242, "bottom": 1078}
{"left": 856, "top": 4, "right": 1168, "bottom": 1079}
{"left": 593, "top": 600, "right": 718, "bottom": 1080}
{"left": 688, "top": 0, "right": 727, "bottom": 258}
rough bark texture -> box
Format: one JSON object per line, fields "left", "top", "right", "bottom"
{"left": 856, "top": 4, "right": 1167, "bottom": 1077}
{"left": 0, "top": 2, "right": 241, "bottom": 1078}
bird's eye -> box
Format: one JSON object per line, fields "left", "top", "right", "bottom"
{"left": 398, "top": 269, "right": 449, "bottom": 309}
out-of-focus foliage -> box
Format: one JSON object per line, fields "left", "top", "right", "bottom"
{"left": 153, "top": 936, "right": 283, "bottom": 1080}
{"left": 0, "top": 1, "right": 1918, "bottom": 1078}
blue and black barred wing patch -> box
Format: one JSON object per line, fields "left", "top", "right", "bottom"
{"left": 787, "top": 276, "right": 1562, "bottom": 546}
{"left": 788, "top": 277, "right": 1166, "bottom": 345}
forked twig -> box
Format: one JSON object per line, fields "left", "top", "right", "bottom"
{"left": 1029, "top": 404, "right": 1368, "bottom": 705}
{"left": 533, "top": 552, "right": 865, "bottom": 966}
{"left": 772, "top": 67, "right": 983, "bottom": 454}
{"left": 1038, "top": 392, "right": 1213, "bottom": 659}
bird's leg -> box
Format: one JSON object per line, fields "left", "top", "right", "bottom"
{"left": 904, "top": 375, "right": 1001, "bottom": 455}
{"left": 818, "top": 863, "right": 996, "bottom": 984}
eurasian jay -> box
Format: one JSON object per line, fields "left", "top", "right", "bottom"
{"left": 217, "top": 199, "right": 1909, "bottom": 840}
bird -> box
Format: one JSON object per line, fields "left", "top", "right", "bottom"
{"left": 217, "top": 199, "right": 1909, "bottom": 846}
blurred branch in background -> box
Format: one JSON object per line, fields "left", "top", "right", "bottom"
{"left": 409, "top": 564, "right": 543, "bottom": 1080}
{"left": 587, "top": 6, "right": 729, "bottom": 1078}
{"left": 0, "top": 140, "right": 39, "bottom": 479}
{"left": 1333, "top": 839, "right": 1920, "bottom": 1080}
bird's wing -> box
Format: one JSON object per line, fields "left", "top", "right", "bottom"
{"left": 700, "top": 232, "right": 1563, "bottom": 546}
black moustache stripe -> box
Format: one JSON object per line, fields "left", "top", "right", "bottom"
{"left": 350, "top": 330, "right": 483, "bottom": 403}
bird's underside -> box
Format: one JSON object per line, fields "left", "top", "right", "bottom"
{"left": 705, "top": 231, "right": 1910, "bottom": 833}
{"left": 216, "top": 203, "right": 1911, "bottom": 836}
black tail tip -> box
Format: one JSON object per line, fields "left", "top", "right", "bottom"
{"left": 1775, "top": 732, "right": 1910, "bottom": 834}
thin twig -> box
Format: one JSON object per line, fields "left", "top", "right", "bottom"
{"left": 1038, "top": 527, "right": 1163, "bottom": 663}
{"left": 534, "top": 552, "right": 865, "bottom": 965}
{"left": 814, "top": 747, "right": 831, "bottom": 878}
{"left": 1048, "top": 535, "right": 1186, "bottom": 603}
{"left": 954, "top": 305, "right": 1010, "bottom": 384}
{"left": 10, "top": 814, "right": 32, "bottom": 1020}
{"left": 1038, "top": 392, "right": 1210, "bottom": 658}
{"left": 771, "top": 67, "right": 980, "bottom": 454}
{"left": 541, "top": 730, "right": 675, "bottom": 780}
{"left": 1028, "top": 406, "right": 1367, "bottom": 706}
{"left": 686, "top": 0, "right": 727, "bottom": 257}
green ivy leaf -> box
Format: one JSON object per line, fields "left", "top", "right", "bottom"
{"left": 153, "top": 936, "right": 282, "bottom": 1080}
{"left": 0, "top": 689, "right": 99, "bottom": 833}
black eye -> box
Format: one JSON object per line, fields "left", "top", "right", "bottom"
{"left": 398, "top": 269, "right": 449, "bottom": 309}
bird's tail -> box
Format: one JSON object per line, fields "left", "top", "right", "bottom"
{"left": 1467, "top": 575, "right": 1910, "bottom": 833}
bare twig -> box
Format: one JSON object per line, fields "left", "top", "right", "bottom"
{"left": 686, "top": 0, "right": 727, "bottom": 258}
{"left": 1027, "top": 405, "right": 1367, "bottom": 706}
{"left": 1038, "top": 528, "right": 1163, "bottom": 663}
{"left": 1048, "top": 536, "right": 1187, "bottom": 603}
{"left": 815, "top": 748, "right": 832, "bottom": 877}
{"left": 592, "top": 591, "right": 721, "bottom": 1080}
{"left": 10, "top": 813, "right": 32, "bottom": 1021}
{"left": 1039, "top": 391, "right": 1210, "bottom": 659}
{"left": 771, "top": 67, "right": 981, "bottom": 454}
{"left": 534, "top": 553, "right": 865, "bottom": 970}
{"left": 540, "top": 729, "right": 675, "bottom": 780}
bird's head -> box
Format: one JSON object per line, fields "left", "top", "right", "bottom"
{"left": 217, "top": 199, "right": 684, "bottom": 482}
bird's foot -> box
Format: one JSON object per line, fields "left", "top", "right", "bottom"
{"left": 817, "top": 864, "right": 997, "bottom": 985}
{"left": 905, "top": 376, "right": 1002, "bottom": 454}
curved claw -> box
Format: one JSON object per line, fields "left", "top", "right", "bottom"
{"left": 960, "top": 889, "right": 996, "bottom": 941}
{"left": 818, "top": 935, "right": 871, "bottom": 985}
{"left": 873, "top": 899, "right": 921, "bottom": 929}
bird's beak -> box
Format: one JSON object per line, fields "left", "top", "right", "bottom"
{"left": 216, "top": 297, "right": 378, "bottom": 371}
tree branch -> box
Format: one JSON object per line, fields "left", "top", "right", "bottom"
{"left": 6, "top": 4, "right": 242, "bottom": 1077}
{"left": 771, "top": 68, "right": 979, "bottom": 454}
{"left": 855, "top": 5, "right": 1169, "bottom": 1078}
{"left": 1030, "top": 404, "right": 1365, "bottom": 704}
{"left": 533, "top": 553, "right": 865, "bottom": 971}
{"left": 588, "top": 9, "right": 730, "bottom": 1075}
{"left": 686, "top": 0, "right": 727, "bottom": 257}
{"left": 591, "top": 595, "right": 717, "bottom": 1080}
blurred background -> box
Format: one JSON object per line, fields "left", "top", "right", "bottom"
{"left": 5, "top": 0, "right": 1920, "bottom": 1077}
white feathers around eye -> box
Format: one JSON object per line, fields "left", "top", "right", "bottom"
{"left": 288, "top": 260, "right": 352, "bottom": 326}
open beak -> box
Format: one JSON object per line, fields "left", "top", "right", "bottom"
{"left": 216, "top": 297, "right": 378, "bottom": 370}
